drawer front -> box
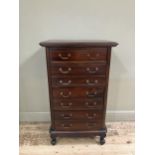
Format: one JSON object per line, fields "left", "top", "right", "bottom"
{"left": 55, "top": 120, "right": 102, "bottom": 131}
{"left": 52, "top": 87, "right": 104, "bottom": 99}
{"left": 54, "top": 110, "right": 102, "bottom": 120}
{"left": 49, "top": 47, "right": 107, "bottom": 61}
{"left": 50, "top": 62, "right": 106, "bottom": 76}
{"left": 53, "top": 98, "right": 103, "bottom": 110}
{"left": 51, "top": 76, "right": 106, "bottom": 87}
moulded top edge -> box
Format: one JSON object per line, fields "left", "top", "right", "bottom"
{"left": 39, "top": 40, "right": 118, "bottom": 48}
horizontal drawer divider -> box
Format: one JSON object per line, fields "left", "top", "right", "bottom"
{"left": 51, "top": 85, "right": 106, "bottom": 88}
{"left": 50, "top": 75, "right": 106, "bottom": 78}
{"left": 50, "top": 61, "right": 107, "bottom": 64}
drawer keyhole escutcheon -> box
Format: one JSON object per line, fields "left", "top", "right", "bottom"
{"left": 59, "top": 67, "right": 72, "bottom": 74}
{"left": 60, "top": 91, "right": 72, "bottom": 98}
{"left": 86, "top": 67, "right": 99, "bottom": 74}
{"left": 58, "top": 53, "right": 71, "bottom": 60}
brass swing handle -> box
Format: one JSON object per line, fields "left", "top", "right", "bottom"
{"left": 85, "top": 102, "right": 97, "bottom": 107}
{"left": 61, "top": 113, "right": 72, "bottom": 119}
{"left": 59, "top": 67, "right": 72, "bottom": 74}
{"left": 61, "top": 123, "right": 73, "bottom": 128}
{"left": 59, "top": 80, "right": 72, "bottom": 85}
{"left": 58, "top": 53, "right": 71, "bottom": 60}
{"left": 86, "top": 113, "right": 97, "bottom": 119}
{"left": 60, "top": 91, "right": 71, "bottom": 98}
{"left": 86, "top": 123, "right": 97, "bottom": 128}
{"left": 86, "top": 91, "right": 97, "bottom": 97}
{"left": 86, "top": 67, "right": 99, "bottom": 74}
{"left": 86, "top": 79, "right": 98, "bottom": 85}
{"left": 60, "top": 102, "right": 72, "bottom": 108}
{"left": 87, "top": 53, "right": 100, "bottom": 60}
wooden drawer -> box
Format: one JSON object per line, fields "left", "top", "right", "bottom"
{"left": 55, "top": 120, "right": 102, "bottom": 131}
{"left": 52, "top": 87, "right": 105, "bottom": 99}
{"left": 54, "top": 110, "right": 102, "bottom": 120}
{"left": 49, "top": 47, "right": 107, "bottom": 61}
{"left": 53, "top": 98, "right": 103, "bottom": 110}
{"left": 50, "top": 62, "right": 106, "bottom": 76}
{"left": 51, "top": 76, "right": 106, "bottom": 87}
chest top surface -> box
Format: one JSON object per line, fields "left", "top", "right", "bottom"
{"left": 39, "top": 40, "right": 118, "bottom": 48}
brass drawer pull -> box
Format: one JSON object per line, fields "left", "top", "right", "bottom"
{"left": 59, "top": 80, "right": 72, "bottom": 85}
{"left": 86, "top": 91, "right": 97, "bottom": 97}
{"left": 86, "top": 79, "right": 98, "bottom": 85}
{"left": 59, "top": 67, "right": 72, "bottom": 74}
{"left": 61, "top": 123, "right": 73, "bottom": 128}
{"left": 60, "top": 102, "right": 72, "bottom": 108}
{"left": 86, "top": 123, "right": 96, "bottom": 127}
{"left": 86, "top": 113, "right": 97, "bottom": 119}
{"left": 86, "top": 67, "right": 99, "bottom": 74}
{"left": 85, "top": 102, "right": 97, "bottom": 107}
{"left": 61, "top": 113, "right": 72, "bottom": 119}
{"left": 87, "top": 53, "right": 100, "bottom": 60}
{"left": 60, "top": 91, "right": 71, "bottom": 98}
{"left": 58, "top": 53, "right": 71, "bottom": 60}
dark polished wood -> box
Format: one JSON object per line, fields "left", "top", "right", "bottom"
{"left": 52, "top": 87, "right": 105, "bottom": 99}
{"left": 49, "top": 62, "right": 107, "bottom": 76}
{"left": 49, "top": 47, "right": 108, "bottom": 61}
{"left": 55, "top": 120, "right": 103, "bottom": 131}
{"left": 40, "top": 40, "right": 118, "bottom": 47}
{"left": 51, "top": 76, "right": 106, "bottom": 87}
{"left": 40, "top": 40, "right": 118, "bottom": 145}
{"left": 53, "top": 98, "right": 104, "bottom": 110}
{"left": 54, "top": 110, "right": 102, "bottom": 120}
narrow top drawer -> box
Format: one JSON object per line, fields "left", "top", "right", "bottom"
{"left": 48, "top": 47, "right": 107, "bottom": 61}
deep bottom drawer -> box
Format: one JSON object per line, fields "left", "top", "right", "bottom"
{"left": 55, "top": 121, "right": 102, "bottom": 131}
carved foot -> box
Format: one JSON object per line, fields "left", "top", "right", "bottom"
{"left": 99, "top": 129, "right": 106, "bottom": 145}
{"left": 100, "top": 136, "right": 105, "bottom": 145}
{"left": 51, "top": 138, "right": 57, "bottom": 145}
{"left": 49, "top": 127, "right": 57, "bottom": 145}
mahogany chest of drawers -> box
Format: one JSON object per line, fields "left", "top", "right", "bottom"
{"left": 40, "top": 40, "right": 118, "bottom": 145}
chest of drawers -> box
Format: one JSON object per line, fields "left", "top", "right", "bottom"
{"left": 40, "top": 40, "right": 118, "bottom": 145}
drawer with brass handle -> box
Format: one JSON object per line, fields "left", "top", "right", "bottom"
{"left": 54, "top": 111, "right": 102, "bottom": 120}
{"left": 50, "top": 62, "right": 106, "bottom": 76}
{"left": 52, "top": 87, "right": 104, "bottom": 99}
{"left": 49, "top": 47, "right": 107, "bottom": 61}
{"left": 51, "top": 76, "right": 106, "bottom": 87}
{"left": 53, "top": 98, "right": 103, "bottom": 110}
{"left": 55, "top": 120, "right": 102, "bottom": 131}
